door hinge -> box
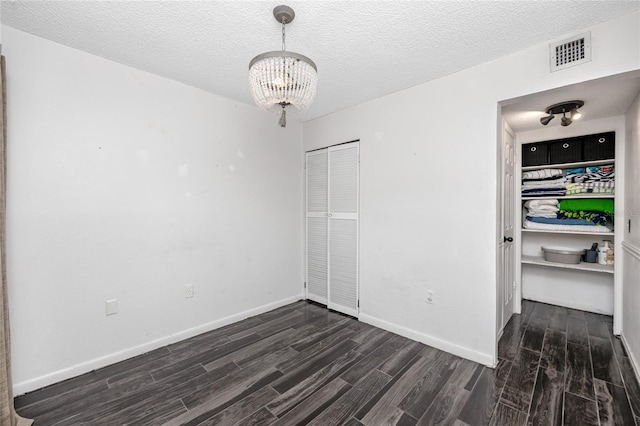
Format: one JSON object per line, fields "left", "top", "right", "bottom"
{"left": 357, "top": 300, "right": 360, "bottom": 308}
{"left": 513, "top": 281, "right": 517, "bottom": 289}
{"left": 304, "top": 282, "right": 307, "bottom": 288}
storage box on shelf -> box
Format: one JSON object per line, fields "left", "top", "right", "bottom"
{"left": 549, "top": 139, "right": 583, "bottom": 164}
{"left": 520, "top": 131, "right": 615, "bottom": 167}
{"left": 583, "top": 132, "right": 615, "bottom": 161}
{"left": 522, "top": 142, "right": 549, "bottom": 167}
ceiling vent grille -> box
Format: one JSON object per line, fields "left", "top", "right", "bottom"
{"left": 550, "top": 32, "right": 591, "bottom": 72}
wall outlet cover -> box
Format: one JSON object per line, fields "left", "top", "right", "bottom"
{"left": 426, "top": 290, "right": 435, "bottom": 304}
{"left": 185, "top": 284, "right": 195, "bottom": 298}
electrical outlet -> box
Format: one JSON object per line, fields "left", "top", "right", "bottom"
{"left": 426, "top": 290, "right": 435, "bottom": 304}
{"left": 105, "top": 299, "right": 118, "bottom": 315}
{"left": 185, "top": 284, "right": 194, "bottom": 298}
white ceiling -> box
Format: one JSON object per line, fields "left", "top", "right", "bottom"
{"left": 502, "top": 72, "right": 640, "bottom": 132}
{"left": 2, "top": 1, "right": 639, "bottom": 122}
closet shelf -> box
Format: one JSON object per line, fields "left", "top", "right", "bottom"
{"left": 522, "top": 158, "right": 615, "bottom": 171}
{"left": 521, "top": 194, "right": 614, "bottom": 201}
{"left": 522, "top": 255, "right": 614, "bottom": 274}
{"left": 522, "top": 229, "right": 614, "bottom": 236}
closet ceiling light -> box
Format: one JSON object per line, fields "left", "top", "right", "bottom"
{"left": 571, "top": 108, "right": 583, "bottom": 120}
{"left": 540, "top": 100, "right": 584, "bottom": 127}
{"left": 248, "top": 5, "right": 318, "bottom": 128}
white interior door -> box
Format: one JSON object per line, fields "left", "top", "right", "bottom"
{"left": 498, "top": 124, "right": 516, "bottom": 332}
{"left": 306, "top": 150, "right": 328, "bottom": 305}
{"left": 305, "top": 142, "right": 359, "bottom": 316}
{"left": 328, "top": 143, "right": 359, "bottom": 316}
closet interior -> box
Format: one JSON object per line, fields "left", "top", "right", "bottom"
{"left": 500, "top": 72, "right": 640, "bottom": 337}
{"left": 519, "top": 131, "right": 617, "bottom": 315}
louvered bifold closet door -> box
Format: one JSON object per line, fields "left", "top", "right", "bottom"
{"left": 328, "top": 143, "right": 359, "bottom": 317}
{"left": 306, "top": 150, "right": 329, "bottom": 304}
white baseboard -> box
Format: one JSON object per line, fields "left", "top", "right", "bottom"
{"left": 358, "top": 313, "right": 495, "bottom": 367}
{"left": 620, "top": 334, "right": 640, "bottom": 388}
{"left": 13, "top": 294, "right": 304, "bottom": 396}
{"left": 522, "top": 295, "right": 613, "bottom": 316}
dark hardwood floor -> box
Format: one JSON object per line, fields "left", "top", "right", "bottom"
{"left": 14, "top": 299, "right": 640, "bottom": 425}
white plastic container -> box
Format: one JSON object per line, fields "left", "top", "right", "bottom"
{"left": 607, "top": 245, "right": 614, "bottom": 267}
{"left": 598, "top": 241, "right": 610, "bottom": 265}
{"left": 541, "top": 246, "right": 585, "bottom": 264}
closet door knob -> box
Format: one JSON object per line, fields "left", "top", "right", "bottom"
{"left": 504, "top": 236, "right": 513, "bottom": 243}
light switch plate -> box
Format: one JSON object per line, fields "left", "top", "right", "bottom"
{"left": 105, "top": 299, "right": 118, "bottom": 315}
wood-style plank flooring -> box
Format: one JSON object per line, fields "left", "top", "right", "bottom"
{"left": 14, "top": 299, "right": 640, "bottom": 425}
{"left": 496, "top": 300, "right": 640, "bottom": 426}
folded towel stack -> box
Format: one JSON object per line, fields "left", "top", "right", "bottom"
{"left": 523, "top": 198, "right": 614, "bottom": 232}
{"left": 524, "top": 199, "right": 559, "bottom": 218}
{"left": 522, "top": 165, "right": 615, "bottom": 197}
{"left": 564, "top": 165, "right": 615, "bottom": 195}
{"left": 521, "top": 169, "right": 566, "bottom": 197}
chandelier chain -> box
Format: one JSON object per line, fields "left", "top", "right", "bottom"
{"left": 281, "top": 20, "right": 286, "bottom": 51}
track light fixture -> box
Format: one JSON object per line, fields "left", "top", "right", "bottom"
{"left": 540, "top": 114, "right": 555, "bottom": 125}
{"left": 540, "top": 100, "right": 584, "bottom": 127}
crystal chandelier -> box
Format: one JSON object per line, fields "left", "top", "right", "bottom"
{"left": 248, "top": 5, "right": 317, "bottom": 127}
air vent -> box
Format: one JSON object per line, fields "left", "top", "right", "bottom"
{"left": 550, "top": 32, "right": 591, "bottom": 72}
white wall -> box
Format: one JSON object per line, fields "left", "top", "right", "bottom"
{"left": 516, "top": 116, "right": 624, "bottom": 316}
{"left": 303, "top": 12, "right": 640, "bottom": 365}
{"left": 622, "top": 90, "right": 640, "bottom": 378}
{"left": 3, "top": 26, "right": 304, "bottom": 394}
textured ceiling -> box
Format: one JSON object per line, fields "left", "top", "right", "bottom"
{"left": 2, "top": 1, "right": 639, "bottom": 121}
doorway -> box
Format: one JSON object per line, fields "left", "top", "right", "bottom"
{"left": 496, "top": 71, "right": 640, "bottom": 362}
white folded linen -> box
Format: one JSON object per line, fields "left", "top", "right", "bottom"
{"left": 522, "top": 169, "right": 563, "bottom": 180}
{"left": 526, "top": 211, "right": 557, "bottom": 218}
{"left": 522, "top": 177, "right": 566, "bottom": 187}
{"left": 529, "top": 205, "right": 559, "bottom": 212}
{"left": 523, "top": 219, "right": 611, "bottom": 233}
{"left": 524, "top": 199, "right": 559, "bottom": 209}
